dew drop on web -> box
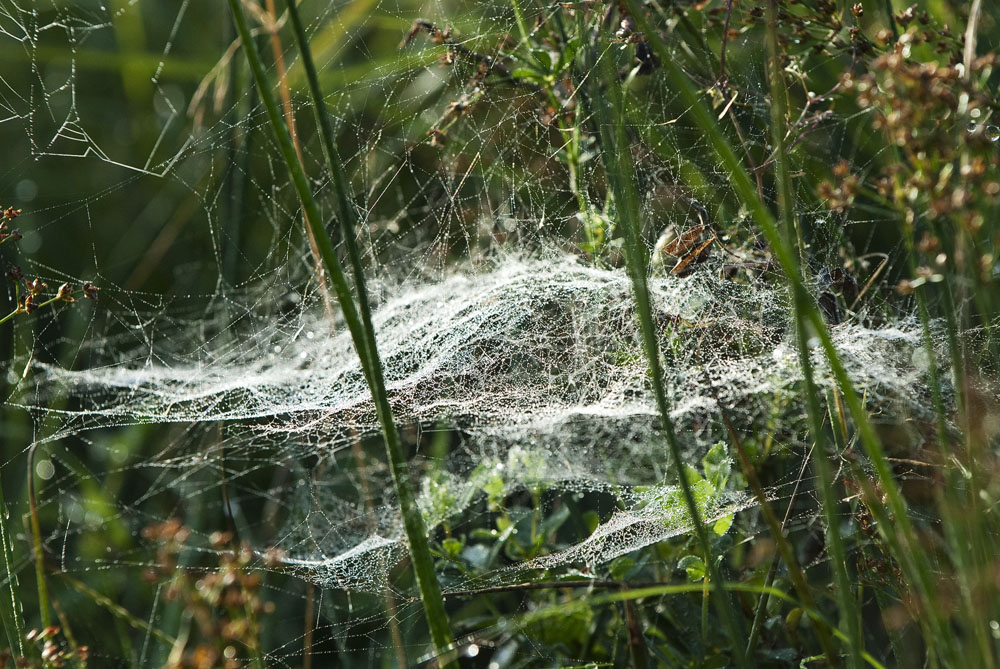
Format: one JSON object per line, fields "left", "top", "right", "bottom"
{"left": 987, "top": 125, "right": 1000, "bottom": 142}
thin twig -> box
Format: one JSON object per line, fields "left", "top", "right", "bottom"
{"left": 718, "top": 0, "right": 734, "bottom": 89}
{"left": 963, "top": 0, "right": 983, "bottom": 80}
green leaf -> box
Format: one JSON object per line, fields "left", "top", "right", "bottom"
{"left": 677, "top": 554, "right": 706, "bottom": 581}
{"left": 556, "top": 37, "right": 580, "bottom": 71}
{"left": 484, "top": 474, "right": 505, "bottom": 511}
{"left": 702, "top": 442, "right": 732, "bottom": 491}
{"left": 609, "top": 556, "right": 635, "bottom": 580}
{"left": 442, "top": 537, "right": 464, "bottom": 558}
{"left": 712, "top": 513, "right": 734, "bottom": 536}
{"left": 511, "top": 67, "right": 544, "bottom": 85}
{"left": 530, "top": 48, "right": 552, "bottom": 71}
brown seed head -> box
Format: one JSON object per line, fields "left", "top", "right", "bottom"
{"left": 56, "top": 283, "right": 75, "bottom": 303}
{"left": 25, "top": 278, "right": 45, "bottom": 296}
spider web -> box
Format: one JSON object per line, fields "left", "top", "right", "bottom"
{"left": 0, "top": 0, "right": 955, "bottom": 665}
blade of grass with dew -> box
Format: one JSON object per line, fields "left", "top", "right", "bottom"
{"left": 763, "top": 2, "right": 860, "bottom": 665}
{"left": 282, "top": 0, "right": 380, "bottom": 89}
{"left": 0, "top": 471, "right": 23, "bottom": 655}
{"left": 619, "top": 2, "right": 954, "bottom": 660}
{"left": 284, "top": 3, "right": 411, "bottom": 663}
{"left": 586, "top": 29, "right": 749, "bottom": 667}
{"left": 56, "top": 572, "right": 176, "bottom": 647}
{"left": 900, "top": 193, "right": 995, "bottom": 666}
{"left": 708, "top": 383, "right": 839, "bottom": 664}
{"left": 26, "top": 444, "right": 51, "bottom": 630}
{"left": 513, "top": 581, "right": 887, "bottom": 669}
{"left": 226, "top": 2, "right": 457, "bottom": 665}
{"left": 284, "top": 0, "right": 374, "bottom": 371}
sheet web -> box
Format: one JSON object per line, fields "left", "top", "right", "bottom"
{"left": 0, "top": 0, "right": 951, "bottom": 664}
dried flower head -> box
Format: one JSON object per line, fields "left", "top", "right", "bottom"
{"left": 82, "top": 281, "right": 99, "bottom": 301}
{"left": 56, "top": 283, "right": 75, "bottom": 303}
{"left": 0, "top": 222, "right": 20, "bottom": 244}
{"left": 24, "top": 278, "right": 46, "bottom": 296}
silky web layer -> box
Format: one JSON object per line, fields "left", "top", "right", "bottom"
{"left": 27, "top": 252, "right": 940, "bottom": 591}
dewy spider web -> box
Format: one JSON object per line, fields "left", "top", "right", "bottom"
{"left": 0, "top": 0, "right": 959, "bottom": 664}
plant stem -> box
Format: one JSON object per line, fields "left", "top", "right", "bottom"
{"left": 710, "top": 378, "right": 839, "bottom": 664}
{"left": 286, "top": 7, "right": 409, "bottom": 654}
{"left": 764, "top": 2, "right": 856, "bottom": 665}
{"left": 26, "top": 444, "right": 51, "bottom": 629}
{"left": 587, "top": 24, "right": 749, "bottom": 667}
{"left": 0, "top": 469, "right": 23, "bottom": 655}
{"left": 619, "top": 3, "right": 950, "bottom": 658}
{"left": 228, "top": 2, "right": 456, "bottom": 665}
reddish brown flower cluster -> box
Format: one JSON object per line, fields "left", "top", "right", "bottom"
{"left": 0, "top": 207, "right": 22, "bottom": 245}
{"left": 817, "top": 160, "right": 859, "bottom": 214}
{"left": 820, "top": 16, "right": 1000, "bottom": 291}
{"left": 0, "top": 626, "right": 89, "bottom": 668}
{"left": 1, "top": 204, "right": 99, "bottom": 326}
{"left": 141, "top": 520, "right": 280, "bottom": 669}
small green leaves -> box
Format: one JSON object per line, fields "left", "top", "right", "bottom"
{"left": 677, "top": 554, "right": 707, "bottom": 581}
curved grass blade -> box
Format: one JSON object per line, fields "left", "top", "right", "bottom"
{"left": 586, "top": 27, "right": 750, "bottom": 668}
{"left": 618, "top": 1, "right": 953, "bottom": 661}
{"left": 225, "top": 2, "right": 456, "bottom": 665}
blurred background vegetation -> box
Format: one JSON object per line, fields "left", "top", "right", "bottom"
{"left": 1, "top": 0, "right": 999, "bottom": 666}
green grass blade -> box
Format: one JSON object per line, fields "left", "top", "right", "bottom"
{"left": 0, "top": 471, "right": 23, "bottom": 655}
{"left": 225, "top": 2, "right": 456, "bottom": 665}
{"left": 763, "top": 2, "right": 858, "bottom": 665}
{"left": 283, "top": 0, "right": 374, "bottom": 378}
{"left": 618, "top": 2, "right": 953, "bottom": 657}
{"left": 27, "top": 445, "right": 52, "bottom": 630}
{"left": 587, "top": 29, "right": 749, "bottom": 667}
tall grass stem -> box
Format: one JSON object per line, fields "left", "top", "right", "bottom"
{"left": 26, "top": 444, "right": 51, "bottom": 630}
{"left": 619, "top": 3, "right": 954, "bottom": 660}
{"left": 227, "top": 2, "right": 456, "bottom": 664}
{"left": 588, "top": 25, "right": 750, "bottom": 667}
{"left": 0, "top": 471, "right": 23, "bottom": 654}
{"left": 764, "top": 2, "right": 859, "bottom": 664}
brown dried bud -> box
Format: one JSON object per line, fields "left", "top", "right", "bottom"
{"left": 56, "top": 283, "right": 75, "bottom": 303}
{"left": 40, "top": 641, "right": 59, "bottom": 662}
{"left": 5, "top": 264, "right": 22, "bottom": 282}
{"left": 82, "top": 281, "right": 99, "bottom": 301}
{"left": 24, "top": 278, "right": 45, "bottom": 296}
{"left": 917, "top": 233, "right": 940, "bottom": 254}
{"left": 209, "top": 531, "right": 233, "bottom": 548}
{"left": 2, "top": 207, "right": 21, "bottom": 220}
{"left": 897, "top": 6, "right": 916, "bottom": 27}
{"left": 23, "top": 295, "right": 37, "bottom": 314}
{"left": 616, "top": 17, "right": 635, "bottom": 39}
{"left": 850, "top": 3, "right": 863, "bottom": 17}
